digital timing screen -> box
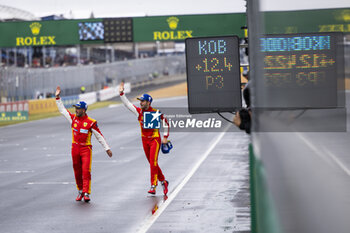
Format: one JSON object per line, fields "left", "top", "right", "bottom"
{"left": 261, "top": 32, "right": 344, "bottom": 108}
{"left": 185, "top": 36, "right": 241, "bottom": 114}
{"left": 78, "top": 22, "right": 104, "bottom": 41}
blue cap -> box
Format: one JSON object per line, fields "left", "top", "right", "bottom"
{"left": 161, "top": 141, "right": 173, "bottom": 154}
{"left": 73, "top": 101, "right": 88, "bottom": 110}
{"left": 137, "top": 94, "right": 153, "bottom": 103}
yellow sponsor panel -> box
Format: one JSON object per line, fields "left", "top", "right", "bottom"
{"left": 28, "top": 98, "right": 58, "bottom": 115}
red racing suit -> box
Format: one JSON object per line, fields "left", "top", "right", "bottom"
{"left": 120, "top": 93, "right": 169, "bottom": 186}
{"left": 56, "top": 97, "right": 110, "bottom": 194}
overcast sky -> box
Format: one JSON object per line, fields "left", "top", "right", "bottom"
{"left": 0, "top": 0, "right": 246, "bottom": 18}
{"left": 0, "top": 0, "right": 349, "bottom": 19}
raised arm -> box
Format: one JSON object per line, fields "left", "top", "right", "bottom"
{"left": 119, "top": 82, "right": 139, "bottom": 117}
{"left": 55, "top": 86, "right": 73, "bottom": 123}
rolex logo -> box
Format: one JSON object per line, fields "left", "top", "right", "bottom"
{"left": 30, "top": 22, "right": 41, "bottom": 35}
{"left": 335, "top": 9, "right": 350, "bottom": 22}
{"left": 153, "top": 16, "right": 192, "bottom": 41}
{"left": 341, "top": 10, "right": 350, "bottom": 22}
{"left": 17, "top": 22, "right": 56, "bottom": 46}
{"left": 167, "top": 17, "right": 179, "bottom": 30}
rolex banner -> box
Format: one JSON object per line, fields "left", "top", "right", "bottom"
{"left": 264, "top": 8, "right": 350, "bottom": 34}
{"left": 0, "top": 19, "right": 102, "bottom": 48}
{"left": 0, "top": 111, "right": 28, "bottom": 122}
{"left": 0, "top": 9, "right": 349, "bottom": 47}
{"left": 133, "top": 14, "right": 246, "bottom": 42}
{"left": 0, "top": 14, "right": 245, "bottom": 47}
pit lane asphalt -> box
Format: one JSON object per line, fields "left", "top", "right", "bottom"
{"left": 0, "top": 96, "right": 250, "bottom": 233}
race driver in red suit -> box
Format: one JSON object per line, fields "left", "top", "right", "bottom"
{"left": 119, "top": 82, "right": 170, "bottom": 195}
{"left": 55, "top": 86, "right": 113, "bottom": 202}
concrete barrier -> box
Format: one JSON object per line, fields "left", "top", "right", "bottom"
{"left": 79, "top": 92, "right": 97, "bottom": 105}
{"left": 98, "top": 87, "right": 118, "bottom": 101}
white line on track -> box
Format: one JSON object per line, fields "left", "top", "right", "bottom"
{"left": 108, "top": 103, "right": 122, "bottom": 108}
{"left": 318, "top": 144, "right": 350, "bottom": 176}
{"left": 0, "top": 170, "right": 34, "bottom": 174}
{"left": 119, "top": 146, "right": 141, "bottom": 150}
{"left": 93, "top": 157, "right": 138, "bottom": 164}
{"left": 27, "top": 182, "right": 75, "bottom": 185}
{"left": 46, "top": 154, "right": 68, "bottom": 157}
{"left": 297, "top": 133, "right": 350, "bottom": 176}
{"left": 0, "top": 143, "right": 20, "bottom": 146}
{"left": 136, "top": 125, "right": 229, "bottom": 233}
{"left": 93, "top": 160, "right": 118, "bottom": 163}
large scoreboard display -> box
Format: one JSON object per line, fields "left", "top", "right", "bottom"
{"left": 185, "top": 36, "right": 242, "bottom": 114}
{"left": 260, "top": 32, "right": 344, "bottom": 108}
{"left": 78, "top": 18, "right": 133, "bottom": 43}
{"left": 78, "top": 22, "right": 104, "bottom": 41}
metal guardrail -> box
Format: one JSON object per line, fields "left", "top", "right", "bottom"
{"left": 131, "top": 74, "right": 186, "bottom": 89}
{"left": 0, "top": 55, "right": 186, "bottom": 103}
